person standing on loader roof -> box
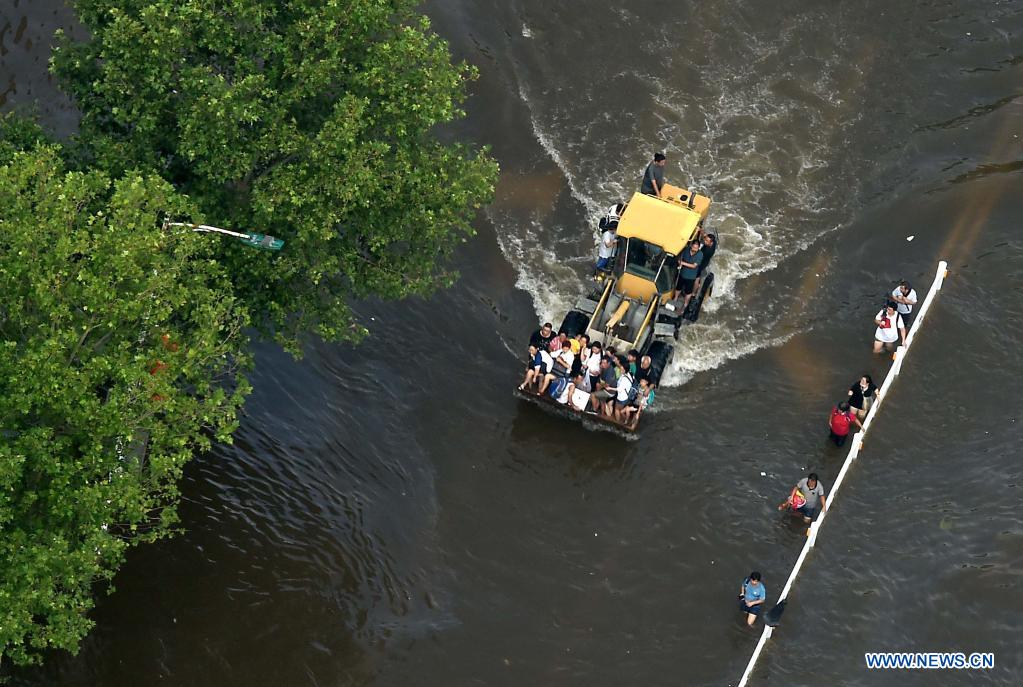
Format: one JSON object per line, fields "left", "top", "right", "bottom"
{"left": 641, "top": 153, "right": 667, "bottom": 198}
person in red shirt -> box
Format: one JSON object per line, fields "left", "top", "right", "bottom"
{"left": 828, "top": 401, "right": 863, "bottom": 446}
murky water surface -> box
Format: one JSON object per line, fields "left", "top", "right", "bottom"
{"left": 3, "top": 0, "right": 1022, "bottom": 685}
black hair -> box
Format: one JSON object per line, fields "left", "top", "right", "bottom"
{"left": 885, "top": 301, "right": 897, "bottom": 310}
{"left": 653, "top": 152, "right": 666, "bottom": 162}
{"left": 808, "top": 472, "right": 819, "bottom": 482}
{"left": 542, "top": 322, "right": 553, "bottom": 329}
{"left": 627, "top": 349, "right": 639, "bottom": 359}
{"left": 861, "top": 373, "right": 873, "bottom": 385}
{"left": 899, "top": 279, "right": 911, "bottom": 288}
{"left": 749, "top": 571, "right": 762, "bottom": 581}
{"left": 838, "top": 401, "right": 851, "bottom": 411}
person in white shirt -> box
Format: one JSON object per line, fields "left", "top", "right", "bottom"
{"left": 605, "top": 202, "right": 626, "bottom": 223}
{"left": 564, "top": 373, "right": 591, "bottom": 410}
{"left": 539, "top": 340, "right": 575, "bottom": 394}
{"left": 611, "top": 368, "right": 634, "bottom": 421}
{"left": 890, "top": 280, "right": 918, "bottom": 329}
{"left": 872, "top": 302, "right": 906, "bottom": 353}
{"left": 596, "top": 225, "right": 617, "bottom": 272}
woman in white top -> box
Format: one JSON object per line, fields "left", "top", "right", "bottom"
{"left": 538, "top": 341, "right": 575, "bottom": 394}
{"left": 611, "top": 371, "right": 634, "bottom": 422}
{"left": 872, "top": 303, "right": 906, "bottom": 353}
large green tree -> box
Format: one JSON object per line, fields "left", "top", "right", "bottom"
{"left": 0, "top": 143, "right": 251, "bottom": 664}
{"left": 53, "top": 0, "right": 498, "bottom": 352}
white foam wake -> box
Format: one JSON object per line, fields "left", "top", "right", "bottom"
{"left": 498, "top": 17, "right": 864, "bottom": 386}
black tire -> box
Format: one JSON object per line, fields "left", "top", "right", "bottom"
{"left": 558, "top": 310, "right": 590, "bottom": 337}
{"left": 644, "top": 341, "right": 674, "bottom": 386}
{"left": 684, "top": 272, "right": 714, "bottom": 322}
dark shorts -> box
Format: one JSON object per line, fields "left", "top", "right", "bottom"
{"left": 595, "top": 256, "right": 611, "bottom": 270}
{"left": 797, "top": 504, "right": 818, "bottom": 520}
{"left": 677, "top": 277, "right": 696, "bottom": 295}
{"left": 593, "top": 389, "right": 614, "bottom": 402}
{"left": 741, "top": 600, "right": 763, "bottom": 615}
{"left": 829, "top": 430, "right": 848, "bottom": 447}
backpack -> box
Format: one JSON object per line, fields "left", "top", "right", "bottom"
{"left": 549, "top": 377, "right": 569, "bottom": 400}
{"left": 598, "top": 216, "right": 619, "bottom": 232}
{"left": 624, "top": 374, "right": 638, "bottom": 404}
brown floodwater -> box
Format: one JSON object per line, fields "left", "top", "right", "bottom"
{"left": 3, "top": 0, "right": 1022, "bottom": 685}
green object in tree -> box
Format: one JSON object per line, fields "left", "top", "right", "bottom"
{"left": 53, "top": 0, "right": 499, "bottom": 354}
{"left": 239, "top": 232, "right": 285, "bottom": 252}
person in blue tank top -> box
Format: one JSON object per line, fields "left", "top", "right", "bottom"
{"left": 738, "top": 571, "right": 767, "bottom": 626}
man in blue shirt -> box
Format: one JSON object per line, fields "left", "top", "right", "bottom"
{"left": 738, "top": 571, "right": 767, "bottom": 626}
{"left": 673, "top": 240, "right": 703, "bottom": 308}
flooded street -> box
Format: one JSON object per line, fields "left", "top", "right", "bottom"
{"left": 3, "top": 1, "right": 1021, "bottom": 685}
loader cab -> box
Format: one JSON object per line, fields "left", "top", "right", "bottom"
{"left": 612, "top": 188, "right": 708, "bottom": 305}
{"left": 616, "top": 237, "right": 677, "bottom": 297}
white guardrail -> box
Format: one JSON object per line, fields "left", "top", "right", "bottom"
{"left": 735, "top": 260, "right": 949, "bottom": 687}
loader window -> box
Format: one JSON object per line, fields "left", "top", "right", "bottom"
{"left": 655, "top": 258, "right": 677, "bottom": 294}
{"left": 623, "top": 238, "right": 666, "bottom": 281}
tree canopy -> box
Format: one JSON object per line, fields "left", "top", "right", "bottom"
{"left": 0, "top": 141, "right": 251, "bottom": 664}
{"left": 54, "top": 0, "right": 499, "bottom": 351}
{"left": 0, "top": 0, "right": 495, "bottom": 664}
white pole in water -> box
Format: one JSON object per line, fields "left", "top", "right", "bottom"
{"left": 736, "top": 260, "right": 948, "bottom": 687}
